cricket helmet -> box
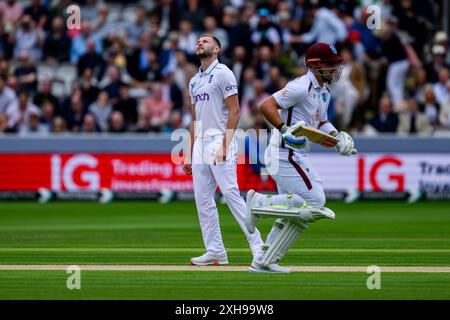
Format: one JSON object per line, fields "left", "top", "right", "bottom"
{"left": 305, "top": 42, "right": 344, "bottom": 84}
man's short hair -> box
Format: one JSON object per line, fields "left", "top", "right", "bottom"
{"left": 198, "top": 34, "right": 221, "bottom": 49}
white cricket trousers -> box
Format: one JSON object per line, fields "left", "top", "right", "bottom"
{"left": 265, "top": 145, "right": 326, "bottom": 208}
{"left": 192, "top": 136, "right": 264, "bottom": 256}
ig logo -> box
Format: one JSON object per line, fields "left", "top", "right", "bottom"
{"left": 66, "top": 5, "right": 81, "bottom": 30}
{"left": 366, "top": 5, "right": 381, "bottom": 30}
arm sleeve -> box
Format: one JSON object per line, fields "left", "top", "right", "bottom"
{"left": 272, "top": 79, "right": 307, "bottom": 110}
{"left": 218, "top": 70, "right": 238, "bottom": 99}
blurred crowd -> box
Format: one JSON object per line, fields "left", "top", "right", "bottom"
{"left": 0, "top": 0, "right": 449, "bottom": 136}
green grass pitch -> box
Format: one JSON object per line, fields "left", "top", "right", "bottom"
{"left": 0, "top": 201, "right": 449, "bottom": 299}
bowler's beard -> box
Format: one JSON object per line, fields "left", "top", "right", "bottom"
{"left": 196, "top": 48, "right": 213, "bottom": 59}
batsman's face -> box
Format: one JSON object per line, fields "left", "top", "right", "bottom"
{"left": 196, "top": 36, "right": 218, "bottom": 58}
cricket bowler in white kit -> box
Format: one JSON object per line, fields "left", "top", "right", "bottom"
{"left": 245, "top": 43, "right": 357, "bottom": 273}
{"left": 183, "top": 34, "right": 264, "bottom": 266}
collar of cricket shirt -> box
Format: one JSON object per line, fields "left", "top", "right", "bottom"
{"left": 307, "top": 70, "right": 321, "bottom": 90}
{"left": 199, "top": 59, "right": 219, "bottom": 76}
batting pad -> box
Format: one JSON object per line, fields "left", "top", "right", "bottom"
{"left": 257, "top": 219, "right": 308, "bottom": 266}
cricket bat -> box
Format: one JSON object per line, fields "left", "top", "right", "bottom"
{"left": 291, "top": 123, "right": 339, "bottom": 148}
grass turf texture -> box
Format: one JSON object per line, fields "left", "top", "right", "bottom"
{"left": 0, "top": 201, "right": 449, "bottom": 299}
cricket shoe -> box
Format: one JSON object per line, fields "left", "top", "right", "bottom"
{"left": 249, "top": 262, "right": 291, "bottom": 274}
{"left": 246, "top": 189, "right": 264, "bottom": 234}
{"left": 190, "top": 252, "right": 229, "bottom": 266}
{"left": 297, "top": 206, "right": 335, "bottom": 223}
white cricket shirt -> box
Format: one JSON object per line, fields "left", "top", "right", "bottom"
{"left": 270, "top": 70, "right": 331, "bottom": 155}
{"left": 189, "top": 59, "right": 238, "bottom": 139}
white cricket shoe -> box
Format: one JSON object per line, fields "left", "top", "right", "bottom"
{"left": 190, "top": 253, "right": 229, "bottom": 266}
{"left": 297, "top": 206, "right": 335, "bottom": 223}
{"left": 246, "top": 189, "right": 263, "bottom": 234}
{"left": 249, "top": 262, "right": 291, "bottom": 273}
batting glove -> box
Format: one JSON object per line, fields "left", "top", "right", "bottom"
{"left": 334, "top": 131, "right": 356, "bottom": 156}
{"left": 281, "top": 122, "right": 308, "bottom": 150}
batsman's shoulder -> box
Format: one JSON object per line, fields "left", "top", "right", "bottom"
{"left": 281, "top": 74, "right": 310, "bottom": 97}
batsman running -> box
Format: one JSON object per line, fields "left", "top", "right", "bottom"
{"left": 246, "top": 42, "right": 357, "bottom": 273}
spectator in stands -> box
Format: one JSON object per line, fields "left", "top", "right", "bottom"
{"left": 139, "top": 83, "right": 172, "bottom": 131}
{"left": 70, "top": 20, "right": 102, "bottom": 64}
{"left": 251, "top": 8, "right": 281, "bottom": 58}
{"left": 0, "top": 23, "right": 12, "bottom": 60}
{"left": 124, "top": 5, "right": 150, "bottom": 49}
{"left": 173, "top": 50, "right": 196, "bottom": 102}
{"left": 51, "top": 116, "right": 66, "bottom": 133}
{"left": 411, "top": 67, "right": 428, "bottom": 103}
{"left": 112, "top": 83, "right": 138, "bottom": 127}
{"left": 23, "top": 0, "right": 48, "bottom": 30}
{"left": 397, "top": 98, "right": 432, "bottom": 135}
{"left": 203, "top": 15, "right": 228, "bottom": 53}
{"left": 162, "top": 110, "right": 182, "bottom": 133}
{"left": 94, "top": 4, "right": 118, "bottom": 41}
{"left": 127, "top": 34, "right": 161, "bottom": 84}
{"left": 81, "top": 113, "right": 100, "bottom": 133}
{"left": 294, "top": 2, "right": 347, "bottom": 47}
{"left": 369, "top": 95, "right": 399, "bottom": 133}
{"left": 13, "top": 51, "right": 37, "bottom": 95}
{"left": 88, "top": 90, "right": 112, "bottom": 132}
{"left": 421, "top": 86, "right": 440, "bottom": 128}
{"left": 100, "top": 66, "right": 123, "bottom": 102}
{"left": 230, "top": 46, "right": 247, "bottom": 93}
{"left": 79, "top": 67, "right": 100, "bottom": 105}
{"left": 241, "top": 80, "right": 270, "bottom": 130}
{"left": 33, "top": 78, "right": 59, "bottom": 111}
{"left": 151, "top": 0, "right": 180, "bottom": 33}
{"left": 332, "top": 47, "right": 366, "bottom": 130}
{"left": 62, "top": 85, "right": 87, "bottom": 132}
{"left": 350, "top": 6, "right": 383, "bottom": 110}
{"left": 0, "top": 0, "right": 23, "bottom": 31}
{"left": 161, "top": 72, "right": 183, "bottom": 112}
{"left": 181, "top": 0, "right": 206, "bottom": 32}
{"left": 0, "top": 74, "right": 16, "bottom": 114}
{"left": 177, "top": 19, "right": 197, "bottom": 62}
{"left": 425, "top": 44, "right": 450, "bottom": 83}
{"left": 265, "top": 65, "right": 283, "bottom": 94}
{"left": 254, "top": 46, "right": 283, "bottom": 88}
{"left": 19, "top": 109, "right": 48, "bottom": 134}
{"left": 11, "top": 14, "right": 45, "bottom": 62}
{"left": 43, "top": 16, "right": 71, "bottom": 63}
{"left": 5, "top": 90, "right": 40, "bottom": 132}
{"left": 433, "top": 31, "right": 450, "bottom": 66}
{"left": 376, "top": 18, "right": 414, "bottom": 110}
{"left": 77, "top": 38, "right": 106, "bottom": 81}
{"left": 439, "top": 99, "right": 450, "bottom": 129}
{"left": 40, "top": 101, "right": 56, "bottom": 131}
{"left": 108, "top": 111, "right": 127, "bottom": 133}
{"left": 6, "top": 75, "right": 19, "bottom": 94}
{"left": 0, "top": 112, "right": 15, "bottom": 133}
{"left": 105, "top": 38, "right": 127, "bottom": 69}
{"left": 134, "top": 110, "right": 159, "bottom": 133}
{"left": 159, "top": 32, "right": 179, "bottom": 77}
{"left": 81, "top": 0, "right": 99, "bottom": 24}
{"left": 222, "top": 6, "right": 252, "bottom": 58}
{"left": 433, "top": 68, "right": 450, "bottom": 106}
